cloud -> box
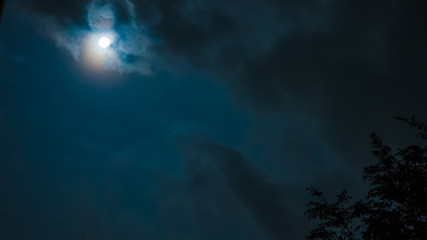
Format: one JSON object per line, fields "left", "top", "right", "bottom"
{"left": 17, "top": 0, "right": 287, "bottom": 75}
{"left": 177, "top": 135, "right": 310, "bottom": 240}
{"left": 57, "top": 0, "right": 424, "bottom": 167}
{"left": 234, "top": 1, "right": 427, "bottom": 163}
{"left": 122, "top": 0, "right": 425, "bottom": 169}
{"left": 17, "top": 0, "right": 153, "bottom": 75}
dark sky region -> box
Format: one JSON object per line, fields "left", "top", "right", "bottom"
{"left": 0, "top": 0, "right": 426, "bottom": 239}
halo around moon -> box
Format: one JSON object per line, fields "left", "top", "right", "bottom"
{"left": 81, "top": 33, "right": 118, "bottom": 71}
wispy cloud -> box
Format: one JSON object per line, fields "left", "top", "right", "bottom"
{"left": 22, "top": 0, "right": 153, "bottom": 75}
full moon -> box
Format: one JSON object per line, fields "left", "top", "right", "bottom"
{"left": 98, "top": 37, "right": 111, "bottom": 48}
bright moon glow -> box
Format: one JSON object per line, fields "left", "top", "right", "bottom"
{"left": 82, "top": 33, "right": 118, "bottom": 71}
{"left": 98, "top": 37, "right": 111, "bottom": 48}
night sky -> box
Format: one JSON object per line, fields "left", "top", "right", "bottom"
{"left": 0, "top": 1, "right": 426, "bottom": 239}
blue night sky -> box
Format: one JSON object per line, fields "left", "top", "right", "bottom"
{"left": 0, "top": 1, "right": 426, "bottom": 239}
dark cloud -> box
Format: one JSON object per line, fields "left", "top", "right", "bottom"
{"left": 180, "top": 0, "right": 427, "bottom": 170}
{"left": 142, "top": 2, "right": 238, "bottom": 59}
{"left": 18, "top": 0, "right": 88, "bottom": 25}
{"left": 0, "top": 0, "right": 5, "bottom": 23}
{"left": 83, "top": 0, "right": 425, "bottom": 168}
{"left": 240, "top": 1, "right": 427, "bottom": 159}
{"left": 178, "top": 135, "right": 310, "bottom": 239}
{"left": 18, "top": 0, "right": 133, "bottom": 25}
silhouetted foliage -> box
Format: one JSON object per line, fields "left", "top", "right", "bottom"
{"left": 306, "top": 117, "right": 427, "bottom": 240}
{"left": 305, "top": 188, "right": 361, "bottom": 240}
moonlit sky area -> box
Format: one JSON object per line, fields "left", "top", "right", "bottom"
{"left": 0, "top": 1, "right": 426, "bottom": 240}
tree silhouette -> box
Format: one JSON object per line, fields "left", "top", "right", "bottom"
{"left": 305, "top": 117, "right": 427, "bottom": 240}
